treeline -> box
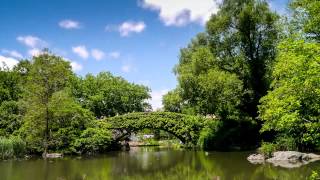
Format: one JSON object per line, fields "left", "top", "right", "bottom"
{"left": 0, "top": 52, "right": 150, "bottom": 157}
{"left": 163, "top": 0, "right": 320, "bottom": 151}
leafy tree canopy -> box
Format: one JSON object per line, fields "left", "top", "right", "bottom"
{"left": 259, "top": 39, "right": 320, "bottom": 150}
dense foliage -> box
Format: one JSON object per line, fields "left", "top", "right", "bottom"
{"left": 0, "top": 52, "right": 150, "bottom": 155}
{"left": 256, "top": 0, "right": 320, "bottom": 152}
{"left": 170, "top": 0, "right": 279, "bottom": 119}
{"left": 73, "top": 121, "right": 112, "bottom": 154}
{"left": 164, "top": 0, "right": 320, "bottom": 151}
{"left": 259, "top": 39, "right": 320, "bottom": 151}
{"left": 0, "top": 68, "right": 23, "bottom": 136}
{"left": 164, "top": 0, "right": 278, "bottom": 149}
{"left": 71, "top": 72, "right": 150, "bottom": 118}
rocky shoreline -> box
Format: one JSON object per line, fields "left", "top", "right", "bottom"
{"left": 247, "top": 151, "right": 320, "bottom": 168}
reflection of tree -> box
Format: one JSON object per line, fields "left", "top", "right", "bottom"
{"left": 117, "top": 150, "right": 320, "bottom": 180}
{"left": 1, "top": 149, "right": 319, "bottom": 180}
{"left": 110, "top": 148, "right": 188, "bottom": 175}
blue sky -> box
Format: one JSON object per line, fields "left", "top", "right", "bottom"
{"left": 0, "top": 0, "right": 288, "bottom": 109}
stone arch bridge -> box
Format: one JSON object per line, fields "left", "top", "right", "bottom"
{"left": 104, "top": 112, "right": 211, "bottom": 146}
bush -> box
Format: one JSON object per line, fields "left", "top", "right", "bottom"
{"left": 275, "top": 135, "right": 297, "bottom": 151}
{"left": 197, "top": 120, "right": 222, "bottom": 150}
{"left": 257, "top": 135, "right": 299, "bottom": 157}
{"left": 73, "top": 121, "right": 112, "bottom": 154}
{"left": 0, "top": 136, "right": 26, "bottom": 159}
{"left": 10, "top": 136, "right": 26, "bottom": 157}
{"left": 258, "top": 142, "right": 277, "bottom": 158}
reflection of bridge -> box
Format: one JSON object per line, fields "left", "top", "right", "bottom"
{"left": 104, "top": 112, "right": 208, "bottom": 146}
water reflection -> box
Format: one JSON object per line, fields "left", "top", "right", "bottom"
{"left": 0, "top": 147, "right": 318, "bottom": 180}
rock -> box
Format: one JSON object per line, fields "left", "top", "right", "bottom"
{"left": 267, "top": 151, "right": 304, "bottom": 162}
{"left": 247, "top": 151, "right": 320, "bottom": 168}
{"left": 302, "top": 153, "right": 320, "bottom": 161}
{"left": 247, "top": 153, "right": 265, "bottom": 164}
{"left": 44, "top": 153, "right": 63, "bottom": 158}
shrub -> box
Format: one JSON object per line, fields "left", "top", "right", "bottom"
{"left": 197, "top": 120, "right": 222, "bottom": 150}
{"left": 259, "top": 142, "right": 277, "bottom": 158}
{"left": 275, "top": 135, "right": 297, "bottom": 151}
{"left": 73, "top": 121, "right": 112, "bottom": 154}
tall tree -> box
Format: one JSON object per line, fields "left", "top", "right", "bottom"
{"left": 171, "top": 0, "right": 279, "bottom": 119}
{"left": 21, "top": 52, "right": 73, "bottom": 154}
{"left": 163, "top": 0, "right": 279, "bottom": 149}
{"left": 206, "top": 0, "right": 279, "bottom": 118}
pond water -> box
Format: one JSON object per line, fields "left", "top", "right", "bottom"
{"left": 0, "top": 147, "right": 318, "bottom": 180}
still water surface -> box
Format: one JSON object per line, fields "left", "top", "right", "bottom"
{"left": 0, "top": 147, "right": 318, "bottom": 180}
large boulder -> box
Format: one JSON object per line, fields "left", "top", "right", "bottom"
{"left": 267, "top": 151, "right": 305, "bottom": 162}
{"left": 247, "top": 151, "right": 320, "bottom": 168}
{"left": 267, "top": 151, "right": 320, "bottom": 162}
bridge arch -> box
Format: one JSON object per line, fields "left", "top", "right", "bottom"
{"left": 104, "top": 112, "right": 208, "bottom": 146}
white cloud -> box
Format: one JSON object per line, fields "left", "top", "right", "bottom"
{"left": 119, "top": 21, "right": 146, "bottom": 36}
{"left": 17, "top": 35, "right": 47, "bottom": 48}
{"left": 1, "top": 49, "right": 23, "bottom": 59}
{"left": 108, "top": 51, "right": 120, "bottom": 59}
{"left": 28, "top": 48, "right": 42, "bottom": 57}
{"left": 0, "top": 56, "right": 19, "bottom": 69}
{"left": 72, "top": 45, "right": 89, "bottom": 59}
{"left": 59, "top": 19, "right": 81, "bottom": 29}
{"left": 91, "top": 49, "right": 105, "bottom": 61}
{"left": 70, "top": 61, "right": 83, "bottom": 72}
{"left": 148, "top": 89, "right": 169, "bottom": 110}
{"left": 140, "top": 0, "right": 220, "bottom": 26}
{"left": 106, "top": 21, "right": 146, "bottom": 37}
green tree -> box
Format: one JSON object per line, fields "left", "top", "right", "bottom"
{"left": 0, "top": 67, "right": 23, "bottom": 136}
{"left": 164, "top": 0, "right": 279, "bottom": 149}
{"left": 205, "top": 0, "right": 279, "bottom": 118}
{"left": 171, "top": 0, "right": 279, "bottom": 119}
{"left": 162, "top": 89, "right": 183, "bottom": 113}
{"left": 47, "top": 90, "right": 95, "bottom": 153}
{"left": 259, "top": 39, "right": 320, "bottom": 150}
{"left": 19, "top": 52, "right": 74, "bottom": 154}
{"left": 71, "top": 72, "right": 150, "bottom": 118}
{"left": 197, "top": 69, "right": 243, "bottom": 120}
